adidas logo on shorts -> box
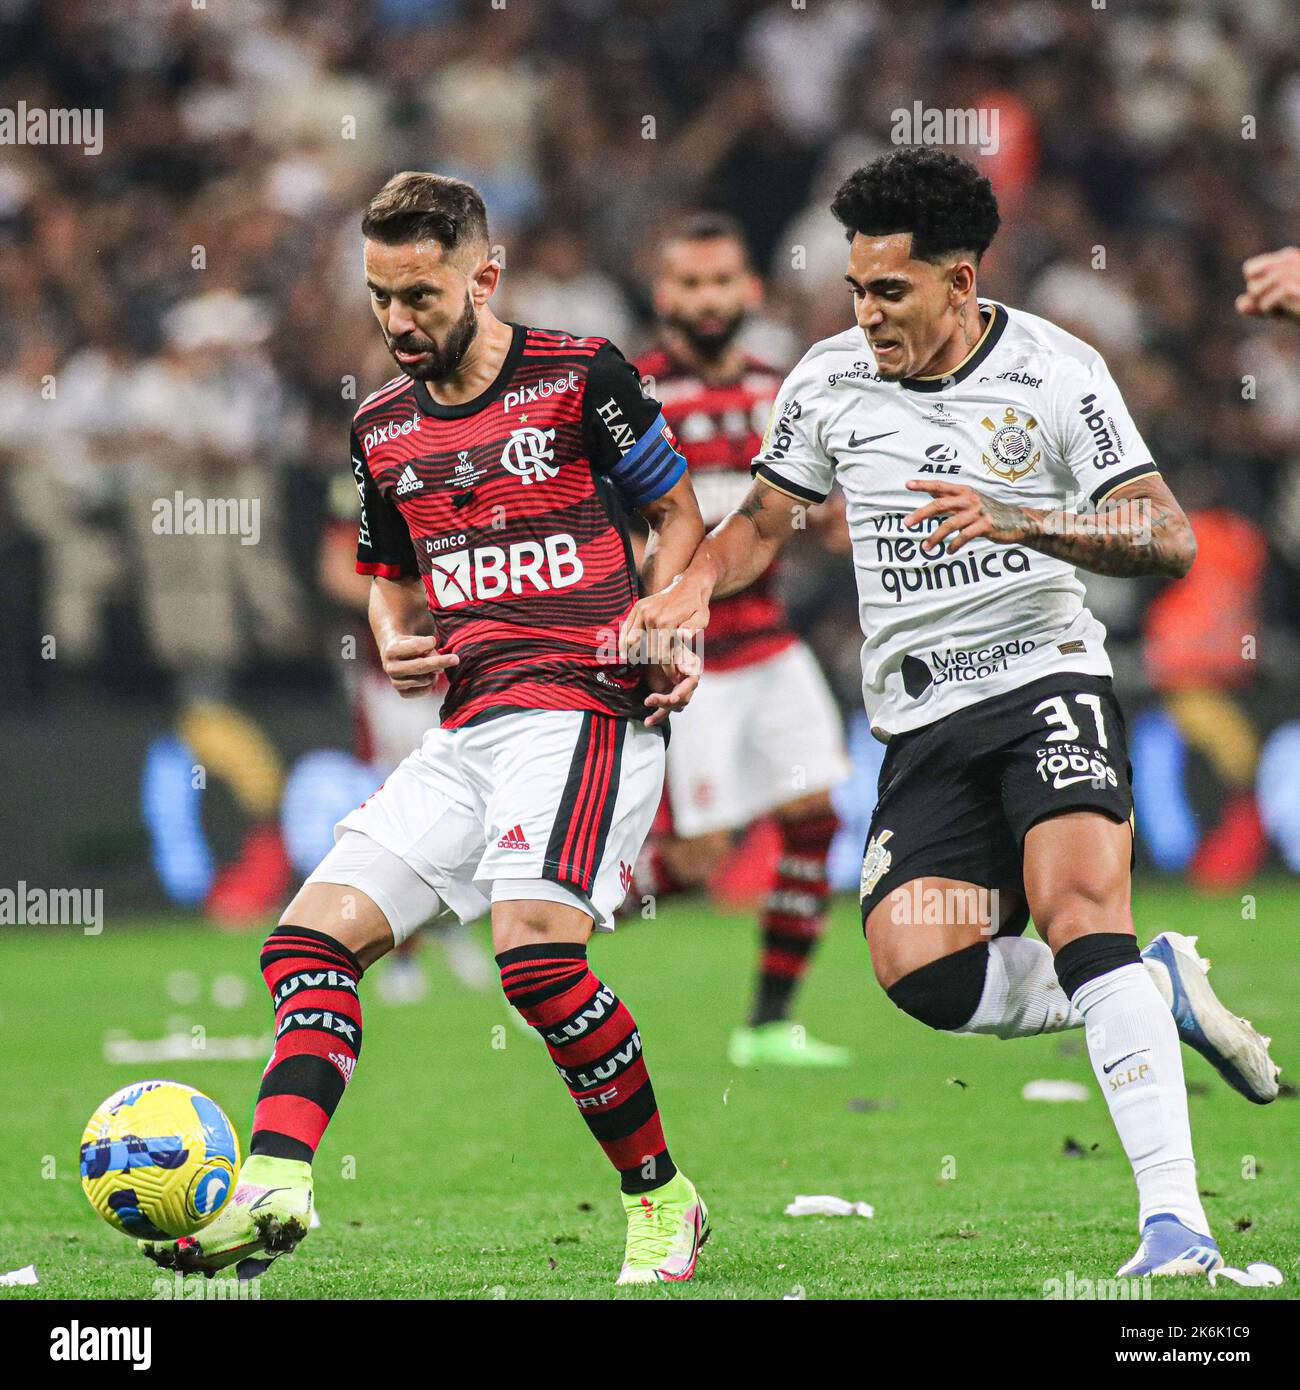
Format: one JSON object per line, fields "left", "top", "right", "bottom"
{"left": 395, "top": 464, "right": 423, "bottom": 496}
{"left": 497, "top": 823, "right": 530, "bottom": 850}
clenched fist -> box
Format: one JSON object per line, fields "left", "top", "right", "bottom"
{"left": 1237, "top": 247, "right": 1300, "bottom": 323}
{"left": 381, "top": 633, "right": 459, "bottom": 698}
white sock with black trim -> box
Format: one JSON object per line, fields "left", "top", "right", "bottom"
{"left": 1073, "top": 962, "right": 1210, "bottom": 1235}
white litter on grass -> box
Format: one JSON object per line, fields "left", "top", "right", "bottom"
{"left": 0, "top": 1264, "right": 38, "bottom": 1287}
{"left": 1209, "top": 1262, "right": 1284, "bottom": 1290}
{"left": 1022, "top": 1080, "right": 1090, "bottom": 1103}
{"left": 785, "top": 1194, "right": 874, "bottom": 1219}
{"left": 103, "top": 1031, "right": 270, "bottom": 1064}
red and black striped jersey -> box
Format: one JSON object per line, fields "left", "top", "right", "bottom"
{"left": 636, "top": 346, "right": 795, "bottom": 671}
{"left": 350, "top": 324, "right": 686, "bottom": 729}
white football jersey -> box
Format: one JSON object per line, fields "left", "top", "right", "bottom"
{"left": 751, "top": 300, "right": 1159, "bottom": 739}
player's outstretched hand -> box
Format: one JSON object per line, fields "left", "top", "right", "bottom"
{"left": 381, "top": 634, "right": 459, "bottom": 698}
{"left": 618, "top": 574, "right": 711, "bottom": 664}
{"left": 1237, "top": 247, "right": 1300, "bottom": 322}
{"left": 642, "top": 639, "right": 703, "bottom": 728}
{"left": 903, "top": 478, "right": 1028, "bottom": 555}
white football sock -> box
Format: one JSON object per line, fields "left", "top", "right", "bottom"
{"left": 953, "top": 936, "right": 1083, "bottom": 1038}
{"left": 1073, "top": 962, "right": 1210, "bottom": 1235}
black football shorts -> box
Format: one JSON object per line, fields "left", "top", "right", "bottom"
{"left": 859, "top": 673, "right": 1134, "bottom": 929}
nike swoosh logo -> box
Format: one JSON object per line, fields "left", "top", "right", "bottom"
{"left": 248, "top": 1187, "right": 291, "bottom": 1212}
{"left": 848, "top": 430, "right": 898, "bottom": 448}
{"left": 1104, "top": 1050, "right": 1149, "bottom": 1075}
{"left": 1052, "top": 772, "right": 1101, "bottom": 790}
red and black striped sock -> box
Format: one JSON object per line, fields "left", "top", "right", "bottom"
{"left": 750, "top": 811, "right": 838, "bottom": 1027}
{"left": 498, "top": 943, "right": 676, "bottom": 1194}
{"left": 250, "top": 925, "right": 364, "bottom": 1163}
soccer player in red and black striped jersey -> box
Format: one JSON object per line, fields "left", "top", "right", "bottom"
{"left": 142, "top": 173, "right": 711, "bottom": 1286}
{"left": 633, "top": 216, "right": 853, "bottom": 1069}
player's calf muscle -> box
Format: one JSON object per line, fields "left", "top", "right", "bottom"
{"left": 280, "top": 881, "right": 395, "bottom": 970}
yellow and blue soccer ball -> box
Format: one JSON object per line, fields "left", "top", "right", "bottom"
{"left": 80, "top": 1080, "right": 240, "bottom": 1240}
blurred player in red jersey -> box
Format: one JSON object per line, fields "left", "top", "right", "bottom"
{"left": 634, "top": 216, "right": 853, "bottom": 1068}
{"left": 143, "top": 173, "right": 711, "bottom": 1286}
{"left": 318, "top": 500, "right": 493, "bottom": 998}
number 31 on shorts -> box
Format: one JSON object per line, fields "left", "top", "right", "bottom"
{"left": 1032, "top": 692, "right": 1108, "bottom": 748}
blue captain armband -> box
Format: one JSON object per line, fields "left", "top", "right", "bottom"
{"left": 605, "top": 413, "right": 687, "bottom": 508}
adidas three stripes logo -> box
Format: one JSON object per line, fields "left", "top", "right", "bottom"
{"left": 395, "top": 465, "right": 423, "bottom": 495}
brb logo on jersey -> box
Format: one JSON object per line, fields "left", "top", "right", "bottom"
{"left": 428, "top": 534, "right": 585, "bottom": 607}
{"left": 500, "top": 425, "right": 560, "bottom": 484}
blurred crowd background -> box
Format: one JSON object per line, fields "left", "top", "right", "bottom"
{"left": 1, "top": 0, "right": 1298, "bottom": 905}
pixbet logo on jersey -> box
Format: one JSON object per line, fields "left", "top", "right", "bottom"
{"left": 502, "top": 372, "right": 578, "bottom": 413}
{"left": 427, "top": 534, "right": 585, "bottom": 607}
{"left": 362, "top": 412, "right": 422, "bottom": 454}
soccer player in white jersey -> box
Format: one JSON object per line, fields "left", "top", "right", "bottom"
{"left": 623, "top": 149, "right": 1280, "bottom": 1279}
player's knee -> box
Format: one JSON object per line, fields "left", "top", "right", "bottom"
{"left": 661, "top": 833, "right": 727, "bottom": 886}
{"left": 277, "top": 881, "right": 393, "bottom": 971}
{"left": 884, "top": 942, "right": 989, "bottom": 1032}
{"left": 491, "top": 894, "right": 593, "bottom": 958}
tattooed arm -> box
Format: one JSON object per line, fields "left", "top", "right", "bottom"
{"left": 619, "top": 478, "right": 800, "bottom": 654}
{"left": 902, "top": 473, "right": 1197, "bottom": 579}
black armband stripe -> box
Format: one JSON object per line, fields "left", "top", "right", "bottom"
{"left": 1090, "top": 463, "right": 1159, "bottom": 506}
{"left": 750, "top": 463, "right": 827, "bottom": 505}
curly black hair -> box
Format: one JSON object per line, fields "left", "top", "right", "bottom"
{"left": 830, "top": 149, "right": 1000, "bottom": 263}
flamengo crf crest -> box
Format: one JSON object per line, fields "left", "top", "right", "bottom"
{"left": 981, "top": 406, "right": 1040, "bottom": 482}
{"left": 501, "top": 425, "right": 559, "bottom": 484}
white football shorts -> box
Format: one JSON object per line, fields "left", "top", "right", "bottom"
{"left": 666, "top": 640, "right": 850, "bottom": 838}
{"left": 306, "top": 708, "right": 665, "bottom": 943}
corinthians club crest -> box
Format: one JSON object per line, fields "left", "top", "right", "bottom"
{"left": 500, "top": 425, "right": 559, "bottom": 485}
{"left": 860, "top": 829, "right": 895, "bottom": 899}
{"left": 980, "top": 406, "right": 1040, "bottom": 482}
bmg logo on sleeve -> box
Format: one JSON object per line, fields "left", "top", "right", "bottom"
{"left": 1077, "top": 393, "right": 1125, "bottom": 470}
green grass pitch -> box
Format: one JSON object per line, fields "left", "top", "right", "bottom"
{"left": 2, "top": 882, "right": 1296, "bottom": 1300}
